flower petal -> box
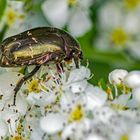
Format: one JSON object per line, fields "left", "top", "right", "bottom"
{"left": 124, "top": 71, "right": 140, "bottom": 88}
{"left": 0, "top": 72, "right": 23, "bottom": 101}
{"left": 0, "top": 119, "right": 8, "bottom": 138}
{"left": 84, "top": 85, "right": 107, "bottom": 110}
{"left": 109, "top": 69, "right": 128, "bottom": 85}
{"left": 40, "top": 113, "right": 66, "bottom": 134}
{"left": 67, "top": 66, "right": 91, "bottom": 84}
{"left": 42, "top": 0, "right": 69, "bottom": 27}
{"left": 68, "top": 9, "right": 92, "bottom": 37}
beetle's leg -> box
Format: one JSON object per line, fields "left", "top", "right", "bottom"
{"left": 69, "top": 51, "right": 80, "bottom": 68}
{"left": 73, "top": 55, "right": 79, "bottom": 68}
{"left": 13, "top": 65, "right": 41, "bottom": 106}
{"left": 65, "top": 53, "right": 79, "bottom": 68}
{"left": 56, "top": 62, "right": 64, "bottom": 73}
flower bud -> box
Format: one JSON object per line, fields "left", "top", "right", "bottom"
{"left": 109, "top": 69, "right": 128, "bottom": 85}
{"left": 124, "top": 71, "right": 140, "bottom": 88}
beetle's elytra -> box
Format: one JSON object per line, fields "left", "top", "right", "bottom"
{"left": 0, "top": 27, "right": 83, "bottom": 105}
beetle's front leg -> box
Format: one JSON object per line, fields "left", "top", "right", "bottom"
{"left": 73, "top": 55, "right": 79, "bottom": 68}
{"left": 13, "top": 65, "right": 41, "bottom": 106}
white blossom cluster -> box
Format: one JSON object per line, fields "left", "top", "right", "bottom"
{"left": 0, "top": 0, "right": 25, "bottom": 38}
{"left": 1, "top": 0, "right": 93, "bottom": 39}
{"left": 41, "top": 0, "right": 93, "bottom": 37}
{"left": 0, "top": 63, "right": 140, "bottom": 140}
{"left": 94, "top": 0, "right": 140, "bottom": 59}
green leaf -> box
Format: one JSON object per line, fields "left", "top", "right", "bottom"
{"left": 19, "top": 66, "right": 29, "bottom": 75}
{"left": 0, "top": 0, "right": 7, "bottom": 21}
{"left": 78, "top": 29, "right": 140, "bottom": 70}
{"left": 0, "top": 24, "right": 8, "bottom": 42}
{"left": 98, "top": 78, "right": 108, "bottom": 91}
{"left": 41, "top": 73, "right": 47, "bottom": 81}
{"left": 24, "top": 0, "right": 33, "bottom": 11}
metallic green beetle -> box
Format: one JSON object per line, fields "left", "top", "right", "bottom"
{"left": 0, "top": 27, "right": 83, "bottom": 105}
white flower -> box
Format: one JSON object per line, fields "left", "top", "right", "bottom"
{"left": 30, "top": 128, "right": 44, "bottom": 140}
{"left": 111, "top": 93, "right": 131, "bottom": 108}
{"left": 94, "top": 0, "right": 140, "bottom": 58}
{"left": 3, "top": 1, "right": 25, "bottom": 38}
{"left": 129, "top": 124, "right": 140, "bottom": 140}
{"left": 42, "top": 0, "right": 68, "bottom": 27}
{"left": 62, "top": 119, "right": 91, "bottom": 140}
{"left": 98, "top": 2, "right": 123, "bottom": 30}
{"left": 30, "top": 120, "right": 44, "bottom": 140}
{"left": 0, "top": 68, "right": 7, "bottom": 75}
{"left": 67, "top": 66, "right": 91, "bottom": 83}
{"left": 127, "top": 98, "right": 139, "bottom": 109}
{"left": 68, "top": 80, "right": 88, "bottom": 93}
{"left": 109, "top": 69, "right": 128, "bottom": 85}
{"left": 127, "top": 41, "right": 140, "bottom": 59}
{"left": 40, "top": 113, "right": 66, "bottom": 135}
{"left": 84, "top": 85, "right": 107, "bottom": 110}
{"left": 132, "top": 87, "right": 140, "bottom": 104}
{"left": 93, "top": 106, "right": 116, "bottom": 123}
{"left": 9, "top": 93, "right": 28, "bottom": 116}
{"left": 0, "top": 119, "right": 8, "bottom": 138}
{"left": 124, "top": 71, "right": 140, "bottom": 88}
{"left": 0, "top": 71, "right": 24, "bottom": 101}
{"left": 3, "top": 63, "right": 140, "bottom": 139}
{"left": 68, "top": 8, "right": 92, "bottom": 37}
{"left": 65, "top": 66, "right": 91, "bottom": 93}
{"left": 26, "top": 91, "right": 57, "bottom": 106}
{"left": 124, "top": 12, "right": 140, "bottom": 34}
{"left": 0, "top": 108, "right": 19, "bottom": 135}
{"left": 20, "top": 11, "right": 49, "bottom": 32}
{"left": 2, "top": 0, "right": 49, "bottom": 38}
{"left": 42, "top": 0, "right": 93, "bottom": 37}
{"left": 22, "top": 106, "right": 44, "bottom": 139}
{"left": 62, "top": 122, "right": 77, "bottom": 139}
{"left": 86, "top": 134, "right": 106, "bottom": 140}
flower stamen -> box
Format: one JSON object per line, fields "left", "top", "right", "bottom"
{"left": 69, "top": 104, "right": 84, "bottom": 122}
{"left": 111, "top": 27, "right": 128, "bottom": 46}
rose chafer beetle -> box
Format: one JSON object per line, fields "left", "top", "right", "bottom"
{"left": 0, "top": 27, "right": 83, "bottom": 105}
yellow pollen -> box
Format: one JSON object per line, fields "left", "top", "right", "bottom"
{"left": 121, "top": 134, "right": 129, "bottom": 140}
{"left": 28, "top": 79, "right": 40, "bottom": 93}
{"left": 110, "top": 103, "right": 128, "bottom": 110}
{"left": 17, "top": 123, "right": 23, "bottom": 134}
{"left": 11, "top": 135, "right": 23, "bottom": 140}
{"left": 124, "top": 0, "right": 140, "bottom": 9}
{"left": 18, "top": 14, "right": 25, "bottom": 20}
{"left": 7, "top": 8, "right": 17, "bottom": 26}
{"left": 69, "top": 104, "right": 84, "bottom": 122}
{"left": 117, "top": 84, "right": 131, "bottom": 94}
{"left": 68, "top": 0, "right": 77, "bottom": 6}
{"left": 111, "top": 28, "right": 128, "bottom": 46}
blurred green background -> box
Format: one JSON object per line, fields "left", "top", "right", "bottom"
{"left": 1, "top": 0, "right": 140, "bottom": 84}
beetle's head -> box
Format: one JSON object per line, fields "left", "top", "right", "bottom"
{"left": 62, "top": 34, "right": 83, "bottom": 68}
{"left": 77, "top": 49, "right": 83, "bottom": 60}
{"left": 64, "top": 44, "right": 82, "bottom": 68}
